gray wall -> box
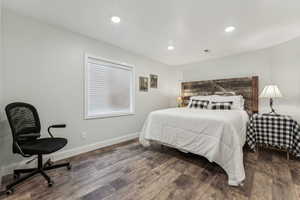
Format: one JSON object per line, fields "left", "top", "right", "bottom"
{"left": 0, "top": 0, "right": 3, "bottom": 119}
{"left": 0, "top": 10, "right": 179, "bottom": 169}
{"left": 0, "top": 0, "right": 3, "bottom": 112}
{"left": 179, "top": 37, "right": 300, "bottom": 122}
{"left": 0, "top": 0, "right": 4, "bottom": 177}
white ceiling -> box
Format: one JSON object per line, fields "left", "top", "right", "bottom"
{"left": 4, "top": 0, "right": 300, "bottom": 66}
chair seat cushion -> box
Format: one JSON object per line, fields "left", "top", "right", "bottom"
{"left": 20, "top": 138, "right": 67, "bottom": 155}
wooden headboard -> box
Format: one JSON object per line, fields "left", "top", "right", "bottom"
{"left": 181, "top": 76, "right": 259, "bottom": 113}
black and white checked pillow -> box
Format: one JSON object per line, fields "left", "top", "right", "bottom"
{"left": 188, "top": 99, "right": 209, "bottom": 109}
{"left": 210, "top": 101, "right": 233, "bottom": 110}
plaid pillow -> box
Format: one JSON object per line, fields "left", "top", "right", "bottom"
{"left": 210, "top": 101, "right": 233, "bottom": 110}
{"left": 188, "top": 99, "right": 209, "bottom": 109}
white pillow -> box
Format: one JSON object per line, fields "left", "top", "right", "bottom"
{"left": 210, "top": 95, "right": 244, "bottom": 110}
{"left": 191, "top": 95, "right": 214, "bottom": 100}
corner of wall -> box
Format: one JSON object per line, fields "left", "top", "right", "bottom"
{"left": 167, "top": 69, "right": 183, "bottom": 107}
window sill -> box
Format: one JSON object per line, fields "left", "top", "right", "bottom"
{"left": 85, "top": 112, "right": 135, "bottom": 120}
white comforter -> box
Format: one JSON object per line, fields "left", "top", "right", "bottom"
{"left": 139, "top": 108, "right": 249, "bottom": 186}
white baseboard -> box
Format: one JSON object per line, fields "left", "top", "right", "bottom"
{"left": 1, "top": 132, "right": 139, "bottom": 179}
{"left": 51, "top": 132, "right": 139, "bottom": 162}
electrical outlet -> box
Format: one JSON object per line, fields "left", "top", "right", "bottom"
{"left": 81, "top": 132, "right": 87, "bottom": 140}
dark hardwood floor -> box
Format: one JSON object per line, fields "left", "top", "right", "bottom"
{"left": 1, "top": 139, "right": 300, "bottom": 200}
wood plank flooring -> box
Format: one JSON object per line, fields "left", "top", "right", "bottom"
{"left": 1, "top": 139, "right": 300, "bottom": 200}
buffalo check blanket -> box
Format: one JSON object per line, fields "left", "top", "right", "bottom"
{"left": 247, "top": 113, "right": 300, "bottom": 157}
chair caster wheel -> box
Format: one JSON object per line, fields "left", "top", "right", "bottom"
{"left": 48, "top": 181, "right": 54, "bottom": 187}
{"left": 67, "top": 164, "right": 72, "bottom": 170}
{"left": 6, "top": 189, "right": 14, "bottom": 195}
{"left": 13, "top": 173, "right": 20, "bottom": 179}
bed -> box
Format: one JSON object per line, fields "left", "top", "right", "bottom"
{"left": 139, "top": 76, "right": 259, "bottom": 186}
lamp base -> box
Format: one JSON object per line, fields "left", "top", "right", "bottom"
{"left": 262, "top": 98, "right": 280, "bottom": 116}
{"left": 262, "top": 111, "right": 280, "bottom": 116}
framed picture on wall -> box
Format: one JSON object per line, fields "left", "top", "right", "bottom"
{"left": 139, "top": 76, "right": 149, "bottom": 92}
{"left": 150, "top": 74, "right": 158, "bottom": 88}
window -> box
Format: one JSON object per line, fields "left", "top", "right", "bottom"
{"left": 85, "top": 54, "right": 135, "bottom": 119}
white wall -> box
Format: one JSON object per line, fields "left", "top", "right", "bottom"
{"left": 0, "top": 0, "right": 3, "bottom": 112}
{"left": 0, "top": 0, "right": 3, "bottom": 117}
{"left": 0, "top": 0, "right": 4, "bottom": 181}
{"left": 0, "top": 10, "right": 178, "bottom": 168}
{"left": 179, "top": 37, "right": 300, "bottom": 122}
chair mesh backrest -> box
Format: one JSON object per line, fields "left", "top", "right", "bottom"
{"left": 5, "top": 103, "right": 41, "bottom": 141}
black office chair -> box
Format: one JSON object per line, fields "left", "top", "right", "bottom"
{"left": 5, "top": 102, "right": 71, "bottom": 195}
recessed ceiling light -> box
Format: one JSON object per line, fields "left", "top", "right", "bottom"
{"left": 111, "top": 16, "right": 121, "bottom": 24}
{"left": 225, "top": 26, "right": 236, "bottom": 33}
{"left": 167, "top": 45, "right": 175, "bottom": 50}
{"left": 203, "top": 49, "right": 210, "bottom": 53}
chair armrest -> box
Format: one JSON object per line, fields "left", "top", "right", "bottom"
{"left": 14, "top": 141, "right": 31, "bottom": 157}
{"left": 47, "top": 124, "right": 66, "bottom": 137}
{"left": 50, "top": 124, "right": 66, "bottom": 128}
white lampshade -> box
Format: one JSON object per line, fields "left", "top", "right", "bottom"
{"left": 259, "top": 85, "right": 283, "bottom": 98}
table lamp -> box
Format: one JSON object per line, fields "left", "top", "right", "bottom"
{"left": 259, "top": 85, "right": 282, "bottom": 114}
{"left": 177, "top": 96, "right": 183, "bottom": 107}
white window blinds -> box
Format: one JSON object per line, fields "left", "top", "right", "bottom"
{"left": 85, "top": 55, "right": 134, "bottom": 119}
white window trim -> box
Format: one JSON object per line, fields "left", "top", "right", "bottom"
{"left": 84, "top": 53, "right": 135, "bottom": 119}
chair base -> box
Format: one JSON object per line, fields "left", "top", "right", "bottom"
{"left": 6, "top": 155, "right": 71, "bottom": 195}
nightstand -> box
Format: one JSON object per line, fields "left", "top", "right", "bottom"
{"left": 246, "top": 113, "right": 300, "bottom": 160}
